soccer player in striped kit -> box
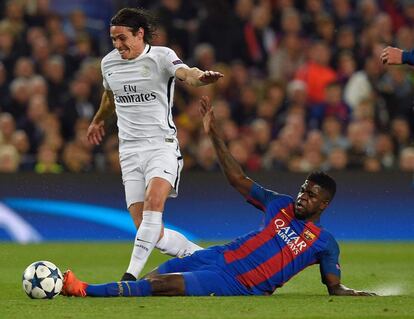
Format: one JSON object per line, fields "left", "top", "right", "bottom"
{"left": 86, "top": 8, "right": 223, "bottom": 281}
{"left": 64, "top": 96, "right": 375, "bottom": 297}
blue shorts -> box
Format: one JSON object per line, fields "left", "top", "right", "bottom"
{"left": 157, "top": 248, "right": 262, "bottom": 296}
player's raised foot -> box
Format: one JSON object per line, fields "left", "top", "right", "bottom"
{"left": 121, "top": 272, "right": 137, "bottom": 281}
{"left": 62, "top": 270, "right": 87, "bottom": 297}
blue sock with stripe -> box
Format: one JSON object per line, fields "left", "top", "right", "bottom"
{"left": 85, "top": 279, "right": 152, "bottom": 297}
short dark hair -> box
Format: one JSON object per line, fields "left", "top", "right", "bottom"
{"left": 110, "top": 8, "right": 156, "bottom": 43}
{"left": 306, "top": 171, "right": 336, "bottom": 201}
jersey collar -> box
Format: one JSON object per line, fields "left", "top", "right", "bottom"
{"left": 126, "top": 44, "right": 151, "bottom": 61}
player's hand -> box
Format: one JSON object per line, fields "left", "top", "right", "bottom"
{"left": 351, "top": 290, "right": 377, "bottom": 296}
{"left": 87, "top": 120, "right": 105, "bottom": 145}
{"left": 199, "top": 70, "right": 223, "bottom": 84}
{"left": 380, "top": 46, "right": 403, "bottom": 65}
{"left": 329, "top": 285, "right": 378, "bottom": 296}
{"left": 199, "top": 95, "right": 215, "bottom": 134}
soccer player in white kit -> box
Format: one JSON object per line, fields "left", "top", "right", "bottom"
{"left": 86, "top": 8, "right": 223, "bottom": 281}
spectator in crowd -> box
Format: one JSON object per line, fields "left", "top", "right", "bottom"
{"left": 344, "top": 56, "right": 380, "bottom": 111}
{"left": 194, "top": 136, "right": 218, "bottom": 171}
{"left": 193, "top": 43, "right": 216, "bottom": 71}
{"left": 278, "top": 6, "right": 302, "bottom": 36}
{"left": 309, "top": 81, "right": 350, "bottom": 128}
{"left": 0, "top": 112, "right": 16, "bottom": 145}
{"left": 278, "top": 124, "right": 304, "bottom": 158}
{"left": 14, "top": 56, "right": 35, "bottom": 79}
{"left": 242, "top": 2, "right": 276, "bottom": 70}
{"left": 34, "top": 143, "right": 63, "bottom": 174}
{"left": 332, "top": 0, "right": 357, "bottom": 29}
{"left": 250, "top": 118, "right": 272, "bottom": 156}
{"left": 31, "top": 37, "right": 52, "bottom": 70}
{"left": 43, "top": 56, "right": 68, "bottom": 112}
{"left": 268, "top": 31, "right": 305, "bottom": 82}
{"left": 10, "top": 130, "right": 35, "bottom": 171}
{"left": 0, "top": 22, "right": 18, "bottom": 76}
{"left": 228, "top": 138, "right": 257, "bottom": 171}
{"left": 62, "top": 141, "right": 93, "bottom": 173}
{"left": 380, "top": 65, "right": 413, "bottom": 121}
{"left": 321, "top": 115, "right": 349, "bottom": 155}
{"left": 390, "top": 117, "right": 412, "bottom": 153}
{"left": 374, "top": 133, "right": 396, "bottom": 169}
{"left": 295, "top": 41, "right": 337, "bottom": 104}
{"left": 220, "top": 119, "right": 240, "bottom": 144}
{"left": 324, "top": 147, "right": 349, "bottom": 171}
{"left": 264, "top": 81, "right": 286, "bottom": 116}
{"left": 61, "top": 75, "right": 95, "bottom": 139}
{"left": 5, "top": 77, "right": 31, "bottom": 119}
{"left": 232, "top": 84, "right": 259, "bottom": 126}
{"left": 335, "top": 45, "right": 358, "bottom": 84}
{"left": 363, "top": 156, "right": 382, "bottom": 172}
{"left": 262, "top": 140, "right": 289, "bottom": 171}
{"left": 0, "top": 144, "right": 19, "bottom": 173}
{"left": 19, "top": 94, "right": 49, "bottom": 154}
{"left": 2, "top": 0, "right": 26, "bottom": 38}
{"left": 346, "top": 121, "right": 375, "bottom": 170}
{"left": 315, "top": 14, "right": 336, "bottom": 45}
{"left": 399, "top": 147, "right": 414, "bottom": 172}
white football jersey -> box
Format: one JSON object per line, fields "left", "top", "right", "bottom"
{"left": 101, "top": 44, "right": 189, "bottom": 140}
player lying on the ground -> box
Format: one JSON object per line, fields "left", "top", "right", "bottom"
{"left": 61, "top": 96, "right": 376, "bottom": 297}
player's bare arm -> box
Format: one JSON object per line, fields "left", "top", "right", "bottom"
{"left": 175, "top": 67, "right": 223, "bottom": 87}
{"left": 323, "top": 273, "right": 377, "bottom": 296}
{"left": 380, "top": 46, "right": 403, "bottom": 65}
{"left": 87, "top": 90, "right": 115, "bottom": 145}
{"left": 199, "top": 95, "right": 253, "bottom": 197}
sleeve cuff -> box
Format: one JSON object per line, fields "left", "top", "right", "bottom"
{"left": 402, "top": 50, "right": 414, "bottom": 65}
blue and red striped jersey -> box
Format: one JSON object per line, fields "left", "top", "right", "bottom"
{"left": 218, "top": 182, "right": 341, "bottom": 294}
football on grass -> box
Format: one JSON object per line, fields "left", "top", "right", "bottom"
{"left": 22, "top": 261, "right": 63, "bottom": 299}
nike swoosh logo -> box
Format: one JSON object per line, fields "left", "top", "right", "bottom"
{"left": 136, "top": 238, "right": 152, "bottom": 244}
{"left": 163, "top": 170, "right": 173, "bottom": 175}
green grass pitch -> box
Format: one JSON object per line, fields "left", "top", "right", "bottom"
{"left": 0, "top": 242, "right": 413, "bottom": 319}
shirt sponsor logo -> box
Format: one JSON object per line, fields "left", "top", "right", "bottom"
{"left": 115, "top": 92, "right": 156, "bottom": 104}
{"left": 274, "top": 218, "right": 307, "bottom": 255}
{"left": 115, "top": 85, "right": 156, "bottom": 104}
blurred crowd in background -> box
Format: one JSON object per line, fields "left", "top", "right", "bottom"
{"left": 0, "top": 0, "right": 413, "bottom": 174}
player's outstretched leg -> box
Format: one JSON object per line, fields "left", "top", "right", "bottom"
{"left": 62, "top": 271, "right": 185, "bottom": 297}
{"left": 156, "top": 228, "right": 203, "bottom": 257}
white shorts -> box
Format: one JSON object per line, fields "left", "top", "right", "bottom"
{"left": 119, "top": 136, "right": 183, "bottom": 208}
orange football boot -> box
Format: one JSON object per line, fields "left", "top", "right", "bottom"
{"left": 61, "top": 270, "right": 87, "bottom": 297}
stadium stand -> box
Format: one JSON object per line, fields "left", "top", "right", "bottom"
{"left": 0, "top": 0, "right": 413, "bottom": 173}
